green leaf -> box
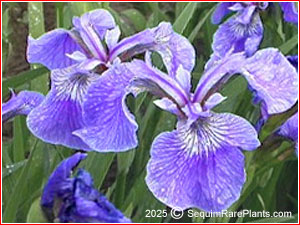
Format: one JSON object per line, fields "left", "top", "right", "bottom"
{"left": 3, "top": 140, "right": 38, "bottom": 222}
{"left": 175, "top": 2, "right": 189, "bottom": 18}
{"left": 113, "top": 150, "right": 135, "bottom": 208}
{"left": 121, "top": 9, "right": 146, "bottom": 31}
{"left": 26, "top": 198, "right": 48, "bottom": 223}
{"left": 13, "top": 116, "right": 29, "bottom": 162}
{"left": 147, "top": 3, "right": 169, "bottom": 27}
{"left": 69, "top": 2, "right": 101, "bottom": 16}
{"left": 2, "top": 67, "right": 49, "bottom": 98}
{"left": 3, "top": 159, "right": 27, "bottom": 179}
{"left": 279, "top": 35, "right": 298, "bottom": 55}
{"left": 173, "top": 3, "right": 198, "bottom": 34}
{"left": 55, "top": 3, "right": 65, "bottom": 28}
{"left": 82, "top": 152, "right": 115, "bottom": 189}
{"left": 188, "top": 6, "right": 216, "bottom": 42}
{"left": 28, "top": 2, "right": 49, "bottom": 95}
{"left": 106, "top": 6, "right": 136, "bottom": 36}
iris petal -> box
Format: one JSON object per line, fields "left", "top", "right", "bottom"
{"left": 242, "top": 48, "right": 298, "bottom": 115}
{"left": 74, "top": 63, "right": 138, "bottom": 152}
{"left": 110, "top": 22, "right": 195, "bottom": 77}
{"left": 211, "top": 2, "right": 235, "bottom": 24}
{"left": 41, "top": 152, "right": 87, "bottom": 208}
{"left": 279, "top": 2, "right": 298, "bottom": 24}
{"left": 279, "top": 113, "right": 298, "bottom": 143}
{"left": 73, "top": 9, "right": 116, "bottom": 40}
{"left": 27, "top": 29, "right": 84, "bottom": 70}
{"left": 2, "top": 90, "right": 44, "bottom": 123}
{"left": 210, "top": 11, "right": 263, "bottom": 64}
{"left": 193, "top": 52, "right": 246, "bottom": 104}
{"left": 152, "top": 22, "right": 195, "bottom": 76}
{"left": 108, "top": 28, "right": 154, "bottom": 61}
{"left": 279, "top": 113, "right": 298, "bottom": 156}
{"left": 127, "top": 60, "right": 189, "bottom": 107}
{"left": 287, "top": 55, "right": 298, "bottom": 70}
{"left": 72, "top": 9, "right": 115, "bottom": 61}
{"left": 27, "top": 66, "right": 97, "bottom": 150}
{"left": 146, "top": 112, "right": 259, "bottom": 212}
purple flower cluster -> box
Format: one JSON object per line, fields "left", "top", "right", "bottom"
{"left": 2, "top": 3, "right": 298, "bottom": 219}
{"left": 41, "top": 153, "right": 131, "bottom": 223}
{"left": 210, "top": 2, "right": 298, "bottom": 63}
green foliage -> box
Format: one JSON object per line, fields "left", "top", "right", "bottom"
{"left": 1, "top": 2, "right": 298, "bottom": 223}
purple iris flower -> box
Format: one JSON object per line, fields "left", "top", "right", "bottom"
{"left": 279, "top": 2, "right": 298, "bottom": 25}
{"left": 278, "top": 112, "right": 298, "bottom": 156}
{"left": 2, "top": 90, "right": 44, "bottom": 123}
{"left": 74, "top": 45, "right": 298, "bottom": 212}
{"left": 41, "top": 152, "right": 131, "bottom": 223}
{"left": 209, "top": 2, "right": 267, "bottom": 66}
{"left": 210, "top": 2, "right": 298, "bottom": 66}
{"left": 287, "top": 55, "right": 298, "bottom": 70}
{"left": 256, "top": 54, "right": 299, "bottom": 131}
{"left": 26, "top": 9, "right": 195, "bottom": 151}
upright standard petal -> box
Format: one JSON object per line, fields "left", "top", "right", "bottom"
{"left": 109, "top": 22, "right": 195, "bottom": 76}
{"left": 27, "top": 66, "right": 98, "bottom": 150}
{"left": 2, "top": 90, "right": 44, "bottom": 123}
{"left": 72, "top": 9, "right": 116, "bottom": 62}
{"left": 151, "top": 22, "right": 195, "bottom": 76}
{"left": 242, "top": 48, "right": 298, "bottom": 115}
{"left": 41, "top": 154, "right": 131, "bottom": 223}
{"left": 146, "top": 112, "right": 260, "bottom": 212}
{"left": 74, "top": 63, "right": 138, "bottom": 152}
{"left": 68, "top": 169, "right": 131, "bottom": 223}
{"left": 211, "top": 2, "right": 235, "bottom": 24}
{"left": 211, "top": 12, "right": 263, "bottom": 62}
{"left": 73, "top": 9, "right": 116, "bottom": 40}
{"left": 41, "top": 152, "right": 87, "bottom": 208}
{"left": 279, "top": 2, "right": 298, "bottom": 24}
{"left": 27, "top": 29, "right": 84, "bottom": 70}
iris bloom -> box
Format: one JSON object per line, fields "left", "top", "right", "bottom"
{"left": 287, "top": 55, "right": 298, "bottom": 70}
{"left": 41, "top": 152, "right": 131, "bottom": 223}
{"left": 279, "top": 2, "right": 298, "bottom": 25}
{"left": 75, "top": 45, "right": 298, "bottom": 211}
{"left": 26, "top": 9, "right": 194, "bottom": 151}
{"left": 210, "top": 2, "right": 298, "bottom": 66}
{"left": 255, "top": 54, "right": 298, "bottom": 131}
{"left": 278, "top": 56, "right": 298, "bottom": 156}
{"left": 278, "top": 113, "right": 298, "bottom": 156}
{"left": 2, "top": 90, "right": 44, "bottom": 123}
